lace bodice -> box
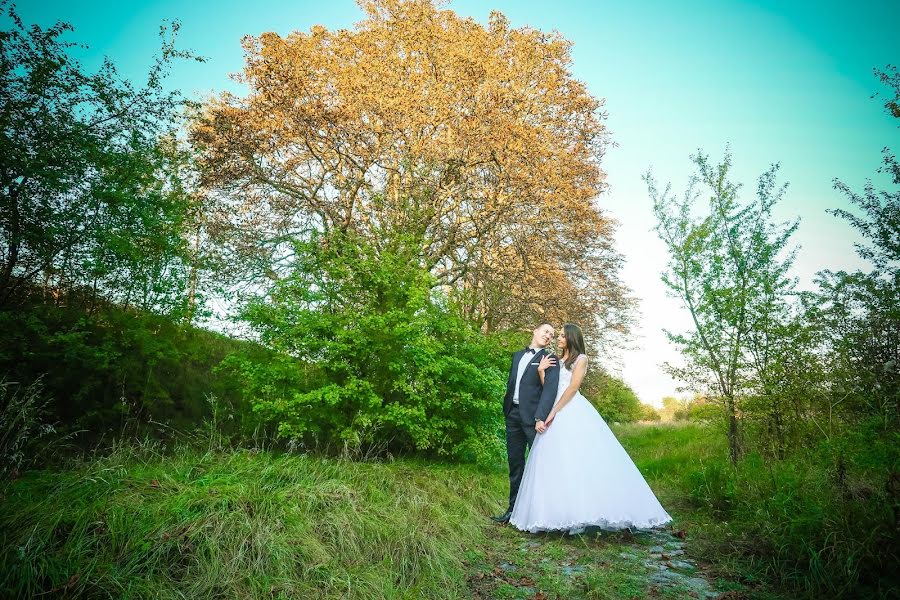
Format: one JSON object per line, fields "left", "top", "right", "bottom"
{"left": 555, "top": 354, "right": 587, "bottom": 402}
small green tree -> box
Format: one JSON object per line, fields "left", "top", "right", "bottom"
{"left": 646, "top": 149, "right": 799, "bottom": 463}
{"left": 742, "top": 307, "right": 823, "bottom": 456}
{"left": 226, "top": 230, "right": 506, "bottom": 463}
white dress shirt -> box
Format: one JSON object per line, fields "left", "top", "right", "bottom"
{"left": 512, "top": 347, "right": 541, "bottom": 404}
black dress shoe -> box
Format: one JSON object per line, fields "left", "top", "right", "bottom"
{"left": 491, "top": 510, "right": 512, "bottom": 523}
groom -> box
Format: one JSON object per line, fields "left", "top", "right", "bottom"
{"left": 492, "top": 323, "right": 561, "bottom": 524}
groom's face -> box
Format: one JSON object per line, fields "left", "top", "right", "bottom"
{"left": 535, "top": 325, "right": 555, "bottom": 348}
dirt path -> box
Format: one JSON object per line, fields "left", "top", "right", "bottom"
{"left": 466, "top": 523, "right": 751, "bottom": 600}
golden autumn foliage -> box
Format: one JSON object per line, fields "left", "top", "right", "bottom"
{"left": 191, "top": 0, "right": 633, "bottom": 340}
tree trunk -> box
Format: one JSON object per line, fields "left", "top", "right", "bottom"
{"left": 725, "top": 395, "right": 742, "bottom": 464}
{"left": 0, "top": 188, "right": 21, "bottom": 306}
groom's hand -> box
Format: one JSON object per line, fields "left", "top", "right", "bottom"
{"left": 535, "top": 420, "right": 547, "bottom": 434}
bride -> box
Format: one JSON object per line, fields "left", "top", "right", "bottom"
{"left": 509, "top": 323, "right": 673, "bottom": 533}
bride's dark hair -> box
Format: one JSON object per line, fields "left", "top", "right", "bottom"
{"left": 562, "top": 323, "right": 586, "bottom": 370}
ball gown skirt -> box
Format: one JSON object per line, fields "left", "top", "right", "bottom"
{"left": 509, "top": 391, "right": 673, "bottom": 533}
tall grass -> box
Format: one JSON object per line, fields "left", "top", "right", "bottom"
{"left": 3, "top": 421, "right": 895, "bottom": 598}
{"left": 0, "top": 444, "right": 505, "bottom": 598}
{"left": 0, "top": 377, "right": 62, "bottom": 477}
{"left": 614, "top": 421, "right": 899, "bottom": 599}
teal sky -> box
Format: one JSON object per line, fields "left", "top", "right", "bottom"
{"left": 18, "top": 0, "right": 900, "bottom": 404}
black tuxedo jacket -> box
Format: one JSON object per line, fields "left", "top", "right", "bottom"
{"left": 503, "top": 348, "right": 560, "bottom": 425}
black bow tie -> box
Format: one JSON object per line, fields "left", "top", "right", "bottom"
{"left": 525, "top": 347, "right": 538, "bottom": 354}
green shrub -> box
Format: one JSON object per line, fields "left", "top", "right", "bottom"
{"left": 638, "top": 403, "right": 661, "bottom": 421}
{"left": 229, "top": 231, "right": 507, "bottom": 464}
{"left": 685, "top": 399, "right": 721, "bottom": 422}
{"left": 617, "top": 421, "right": 897, "bottom": 597}
{"left": 583, "top": 371, "right": 643, "bottom": 423}
{"left": 0, "top": 300, "right": 263, "bottom": 442}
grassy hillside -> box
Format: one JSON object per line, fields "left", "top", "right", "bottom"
{"left": 1, "top": 442, "right": 505, "bottom": 599}
{"left": 2, "top": 423, "right": 892, "bottom": 599}
{"left": 0, "top": 423, "right": 764, "bottom": 600}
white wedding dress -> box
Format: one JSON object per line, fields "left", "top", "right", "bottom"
{"left": 510, "top": 355, "right": 673, "bottom": 533}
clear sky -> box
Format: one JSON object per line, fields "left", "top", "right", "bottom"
{"left": 18, "top": 0, "right": 900, "bottom": 406}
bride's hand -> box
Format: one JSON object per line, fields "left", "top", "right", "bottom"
{"left": 537, "top": 354, "right": 556, "bottom": 373}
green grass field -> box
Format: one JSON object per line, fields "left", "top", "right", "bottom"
{"left": 0, "top": 423, "right": 839, "bottom": 599}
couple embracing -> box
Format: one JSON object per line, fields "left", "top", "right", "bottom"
{"left": 493, "top": 323, "right": 672, "bottom": 534}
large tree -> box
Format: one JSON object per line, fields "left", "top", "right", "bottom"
{"left": 0, "top": 4, "right": 202, "bottom": 315}
{"left": 190, "top": 0, "right": 632, "bottom": 340}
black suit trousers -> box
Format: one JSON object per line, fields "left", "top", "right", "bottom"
{"left": 505, "top": 403, "right": 536, "bottom": 512}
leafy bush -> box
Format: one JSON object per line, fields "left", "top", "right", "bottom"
{"left": 638, "top": 403, "right": 661, "bottom": 421}
{"left": 675, "top": 396, "right": 721, "bottom": 422}
{"left": 0, "top": 7, "right": 203, "bottom": 315}
{"left": 227, "top": 231, "right": 507, "bottom": 464}
{"left": 583, "top": 371, "right": 643, "bottom": 423}
{"left": 0, "top": 299, "right": 261, "bottom": 443}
